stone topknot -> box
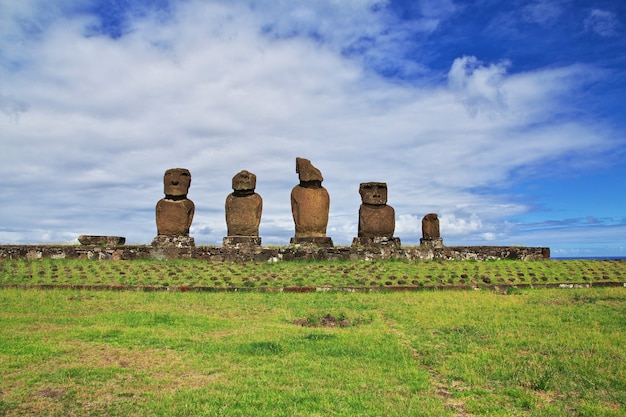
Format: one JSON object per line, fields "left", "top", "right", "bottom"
{"left": 296, "top": 157, "right": 323, "bottom": 182}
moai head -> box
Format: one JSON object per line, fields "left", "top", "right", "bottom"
{"left": 163, "top": 168, "right": 191, "bottom": 197}
{"left": 232, "top": 170, "right": 256, "bottom": 191}
{"left": 422, "top": 213, "right": 440, "bottom": 239}
{"left": 359, "top": 182, "right": 388, "bottom": 206}
{"left": 296, "top": 157, "right": 323, "bottom": 182}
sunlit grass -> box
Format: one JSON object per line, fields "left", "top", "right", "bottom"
{"left": 0, "top": 288, "right": 624, "bottom": 416}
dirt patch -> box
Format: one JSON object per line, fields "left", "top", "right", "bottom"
{"left": 32, "top": 388, "right": 66, "bottom": 399}
{"left": 293, "top": 314, "right": 352, "bottom": 328}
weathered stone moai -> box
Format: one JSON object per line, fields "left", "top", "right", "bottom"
{"left": 420, "top": 213, "right": 443, "bottom": 249}
{"left": 224, "top": 170, "right": 263, "bottom": 247}
{"left": 290, "top": 157, "right": 333, "bottom": 247}
{"left": 152, "top": 168, "right": 195, "bottom": 247}
{"left": 352, "top": 182, "right": 401, "bottom": 248}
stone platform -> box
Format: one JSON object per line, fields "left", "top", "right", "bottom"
{"left": 0, "top": 244, "right": 550, "bottom": 262}
{"left": 420, "top": 237, "right": 444, "bottom": 249}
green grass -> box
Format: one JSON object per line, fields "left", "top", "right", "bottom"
{"left": 1, "top": 258, "right": 625, "bottom": 290}
{"left": 0, "top": 287, "right": 625, "bottom": 416}
{"left": 0, "top": 259, "right": 625, "bottom": 415}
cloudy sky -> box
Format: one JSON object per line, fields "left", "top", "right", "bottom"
{"left": 1, "top": 0, "right": 625, "bottom": 257}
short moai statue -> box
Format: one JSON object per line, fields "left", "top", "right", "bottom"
{"left": 352, "top": 182, "right": 401, "bottom": 248}
{"left": 224, "top": 170, "right": 263, "bottom": 247}
{"left": 152, "top": 168, "right": 195, "bottom": 247}
{"left": 290, "top": 157, "right": 333, "bottom": 247}
{"left": 420, "top": 213, "right": 443, "bottom": 249}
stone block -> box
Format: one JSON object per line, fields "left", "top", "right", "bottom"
{"left": 151, "top": 235, "right": 195, "bottom": 247}
{"left": 223, "top": 236, "right": 262, "bottom": 247}
{"left": 290, "top": 236, "right": 334, "bottom": 248}
{"left": 78, "top": 235, "right": 126, "bottom": 246}
{"left": 352, "top": 237, "right": 401, "bottom": 248}
{"left": 420, "top": 237, "right": 444, "bottom": 249}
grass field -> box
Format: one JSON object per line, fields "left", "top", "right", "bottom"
{"left": 0, "top": 259, "right": 625, "bottom": 416}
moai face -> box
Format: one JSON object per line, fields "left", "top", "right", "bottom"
{"left": 359, "top": 182, "right": 388, "bottom": 205}
{"left": 163, "top": 168, "right": 191, "bottom": 197}
{"left": 232, "top": 170, "right": 256, "bottom": 191}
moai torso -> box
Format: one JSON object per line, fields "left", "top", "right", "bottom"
{"left": 358, "top": 205, "right": 395, "bottom": 237}
{"left": 291, "top": 183, "right": 330, "bottom": 237}
{"left": 357, "top": 182, "right": 395, "bottom": 238}
{"left": 155, "top": 168, "right": 195, "bottom": 236}
{"left": 422, "top": 213, "right": 440, "bottom": 239}
{"left": 291, "top": 157, "right": 330, "bottom": 238}
{"left": 156, "top": 199, "right": 195, "bottom": 236}
{"left": 225, "top": 170, "right": 263, "bottom": 236}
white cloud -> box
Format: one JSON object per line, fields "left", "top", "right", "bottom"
{"left": 418, "top": 0, "right": 457, "bottom": 19}
{"left": 584, "top": 9, "right": 620, "bottom": 37}
{"left": 0, "top": 94, "right": 29, "bottom": 121}
{"left": 447, "top": 56, "right": 510, "bottom": 117}
{"left": 0, "top": 0, "right": 620, "bottom": 250}
{"left": 440, "top": 213, "right": 483, "bottom": 236}
{"left": 521, "top": 0, "right": 562, "bottom": 25}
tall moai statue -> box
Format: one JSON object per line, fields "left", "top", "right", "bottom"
{"left": 352, "top": 182, "right": 401, "bottom": 247}
{"left": 290, "top": 157, "right": 333, "bottom": 247}
{"left": 223, "top": 170, "right": 263, "bottom": 247}
{"left": 420, "top": 213, "right": 443, "bottom": 249}
{"left": 152, "top": 168, "right": 195, "bottom": 247}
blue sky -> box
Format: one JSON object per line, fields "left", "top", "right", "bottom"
{"left": 1, "top": 0, "right": 625, "bottom": 257}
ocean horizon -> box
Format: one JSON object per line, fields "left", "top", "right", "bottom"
{"left": 552, "top": 257, "right": 626, "bottom": 261}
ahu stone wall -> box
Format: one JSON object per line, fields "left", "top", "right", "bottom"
{"left": 0, "top": 244, "right": 549, "bottom": 262}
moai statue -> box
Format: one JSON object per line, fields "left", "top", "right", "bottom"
{"left": 420, "top": 213, "right": 443, "bottom": 249}
{"left": 223, "top": 170, "right": 263, "bottom": 247}
{"left": 152, "top": 168, "right": 195, "bottom": 247}
{"left": 290, "top": 157, "right": 333, "bottom": 247}
{"left": 352, "top": 182, "right": 401, "bottom": 248}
